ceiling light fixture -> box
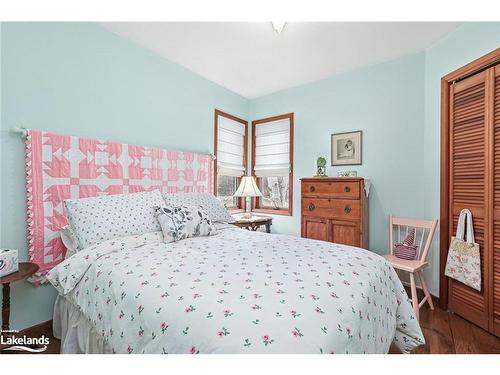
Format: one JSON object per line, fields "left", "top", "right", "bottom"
{"left": 271, "top": 21, "right": 286, "bottom": 34}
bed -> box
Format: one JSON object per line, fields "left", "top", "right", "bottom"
{"left": 48, "top": 224, "right": 424, "bottom": 354}
{"left": 23, "top": 131, "right": 423, "bottom": 354}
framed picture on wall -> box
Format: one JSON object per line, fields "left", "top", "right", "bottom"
{"left": 331, "top": 131, "right": 362, "bottom": 166}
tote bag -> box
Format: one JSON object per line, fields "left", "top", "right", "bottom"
{"left": 444, "top": 209, "right": 481, "bottom": 291}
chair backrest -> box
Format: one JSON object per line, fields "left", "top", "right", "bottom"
{"left": 389, "top": 216, "right": 438, "bottom": 262}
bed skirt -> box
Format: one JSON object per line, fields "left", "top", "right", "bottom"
{"left": 53, "top": 295, "right": 113, "bottom": 354}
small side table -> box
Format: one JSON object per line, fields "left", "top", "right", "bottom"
{"left": 231, "top": 214, "right": 273, "bottom": 233}
{"left": 1, "top": 262, "right": 39, "bottom": 331}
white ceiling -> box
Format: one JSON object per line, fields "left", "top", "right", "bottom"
{"left": 100, "top": 22, "right": 461, "bottom": 99}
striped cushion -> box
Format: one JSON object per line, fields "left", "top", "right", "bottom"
{"left": 394, "top": 228, "right": 418, "bottom": 260}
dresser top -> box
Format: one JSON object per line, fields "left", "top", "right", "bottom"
{"left": 300, "top": 177, "right": 365, "bottom": 182}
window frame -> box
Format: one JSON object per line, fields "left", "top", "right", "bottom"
{"left": 251, "top": 113, "right": 294, "bottom": 216}
{"left": 214, "top": 109, "right": 248, "bottom": 212}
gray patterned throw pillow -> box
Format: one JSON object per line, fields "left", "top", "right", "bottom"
{"left": 162, "top": 192, "right": 234, "bottom": 223}
{"left": 155, "top": 205, "right": 218, "bottom": 243}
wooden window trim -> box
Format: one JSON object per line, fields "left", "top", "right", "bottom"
{"left": 251, "top": 113, "right": 294, "bottom": 216}
{"left": 439, "top": 48, "right": 500, "bottom": 311}
{"left": 214, "top": 109, "right": 248, "bottom": 212}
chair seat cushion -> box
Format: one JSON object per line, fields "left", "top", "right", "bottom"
{"left": 383, "top": 254, "right": 427, "bottom": 273}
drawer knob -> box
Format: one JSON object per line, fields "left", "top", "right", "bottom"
{"left": 344, "top": 205, "right": 352, "bottom": 214}
{"left": 308, "top": 203, "right": 316, "bottom": 211}
{"left": 309, "top": 186, "right": 316, "bottom": 192}
{"left": 344, "top": 186, "right": 351, "bottom": 193}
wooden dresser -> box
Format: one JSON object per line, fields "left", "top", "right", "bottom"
{"left": 300, "top": 177, "right": 368, "bottom": 248}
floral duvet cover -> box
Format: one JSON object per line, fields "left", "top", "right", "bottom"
{"left": 48, "top": 227, "right": 424, "bottom": 354}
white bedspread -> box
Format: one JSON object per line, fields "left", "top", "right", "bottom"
{"left": 47, "top": 227, "right": 424, "bottom": 354}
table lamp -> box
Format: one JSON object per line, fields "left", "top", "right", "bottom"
{"left": 234, "top": 176, "right": 263, "bottom": 219}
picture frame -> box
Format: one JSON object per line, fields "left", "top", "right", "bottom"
{"left": 331, "top": 130, "right": 362, "bottom": 166}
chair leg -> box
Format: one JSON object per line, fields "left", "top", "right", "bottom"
{"left": 419, "top": 270, "right": 434, "bottom": 310}
{"left": 409, "top": 272, "right": 419, "bottom": 321}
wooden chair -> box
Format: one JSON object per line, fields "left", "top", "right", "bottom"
{"left": 383, "top": 216, "right": 438, "bottom": 320}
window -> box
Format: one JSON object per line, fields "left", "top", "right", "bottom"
{"left": 214, "top": 109, "right": 248, "bottom": 210}
{"left": 252, "top": 113, "right": 293, "bottom": 215}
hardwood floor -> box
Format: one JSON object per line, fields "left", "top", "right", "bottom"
{"left": 390, "top": 303, "right": 500, "bottom": 354}
{"left": 3, "top": 305, "right": 499, "bottom": 354}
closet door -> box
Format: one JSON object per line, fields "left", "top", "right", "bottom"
{"left": 492, "top": 65, "right": 500, "bottom": 336}
{"left": 448, "top": 70, "right": 490, "bottom": 330}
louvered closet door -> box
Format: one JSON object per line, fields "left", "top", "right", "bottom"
{"left": 492, "top": 65, "right": 500, "bottom": 336}
{"left": 449, "top": 70, "right": 490, "bottom": 330}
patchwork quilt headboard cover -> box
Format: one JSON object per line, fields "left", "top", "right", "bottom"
{"left": 25, "top": 129, "right": 213, "bottom": 284}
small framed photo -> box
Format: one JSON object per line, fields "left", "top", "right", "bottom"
{"left": 331, "top": 131, "right": 362, "bottom": 166}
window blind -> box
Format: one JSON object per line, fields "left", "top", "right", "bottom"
{"left": 254, "top": 118, "right": 291, "bottom": 177}
{"left": 217, "top": 115, "right": 246, "bottom": 177}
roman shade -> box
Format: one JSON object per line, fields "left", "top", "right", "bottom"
{"left": 217, "top": 115, "right": 246, "bottom": 177}
{"left": 253, "top": 117, "right": 291, "bottom": 177}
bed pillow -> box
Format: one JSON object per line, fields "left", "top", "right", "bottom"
{"left": 162, "top": 192, "right": 234, "bottom": 223}
{"left": 64, "top": 190, "right": 165, "bottom": 249}
{"left": 155, "top": 205, "right": 217, "bottom": 243}
{"left": 60, "top": 225, "right": 79, "bottom": 258}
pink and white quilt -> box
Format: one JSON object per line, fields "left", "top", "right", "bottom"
{"left": 25, "top": 129, "right": 213, "bottom": 284}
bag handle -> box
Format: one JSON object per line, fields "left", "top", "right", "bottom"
{"left": 455, "top": 210, "right": 466, "bottom": 240}
{"left": 455, "top": 209, "right": 475, "bottom": 244}
{"left": 465, "top": 210, "right": 475, "bottom": 244}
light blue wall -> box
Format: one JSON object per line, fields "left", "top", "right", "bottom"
{"left": 423, "top": 22, "right": 500, "bottom": 295}
{"left": 0, "top": 22, "right": 248, "bottom": 330}
{"left": 250, "top": 52, "right": 426, "bottom": 258}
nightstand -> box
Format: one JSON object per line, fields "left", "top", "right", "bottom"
{"left": 1, "top": 262, "right": 39, "bottom": 331}
{"left": 231, "top": 214, "right": 273, "bottom": 233}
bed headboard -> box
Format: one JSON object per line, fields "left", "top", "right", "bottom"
{"left": 25, "top": 129, "right": 214, "bottom": 284}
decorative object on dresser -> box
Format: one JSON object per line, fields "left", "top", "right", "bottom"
{"left": 439, "top": 48, "right": 500, "bottom": 337}
{"left": 331, "top": 131, "right": 362, "bottom": 166}
{"left": 301, "top": 177, "right": 369, "bottom": 248}
{"left": 231, "top": 214, "right": 272, "bottom": 233}
{"left": 315, "top": 156, "right": 328, "bottom": 177}
{"left": 233, "top": 176, "right": 263, "bottom": 219}
{"left": 337, "top": 170, "right": 358, "bottom": 177}
{"left": 1, "top": 262, "right": 39, "bottom": 331}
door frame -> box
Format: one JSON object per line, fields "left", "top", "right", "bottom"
{"left": 439, "top": 48, "right": 500, "bottom": 310}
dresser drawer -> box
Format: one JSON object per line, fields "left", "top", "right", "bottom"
{"left": 302, "top": 180, "right": 360, "bottom": 199}
{"left": 301, "top": 198, "right": 361, "bottom": 220}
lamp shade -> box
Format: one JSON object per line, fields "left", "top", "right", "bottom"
{"left": 234, "top": 176, "right": 263, "bottom": 197}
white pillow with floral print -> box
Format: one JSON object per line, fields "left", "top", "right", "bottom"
{"left": 60, "top": 225, "right": 79, "bottom": 258}
{"left": 64, "top": 190, "right": 165, "bottom": 249}
{"left": 162, "top": 192, "right": 234, "bottom": 223}
{"left": 155, "top": 205, "right": 218, "bottom": 243}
